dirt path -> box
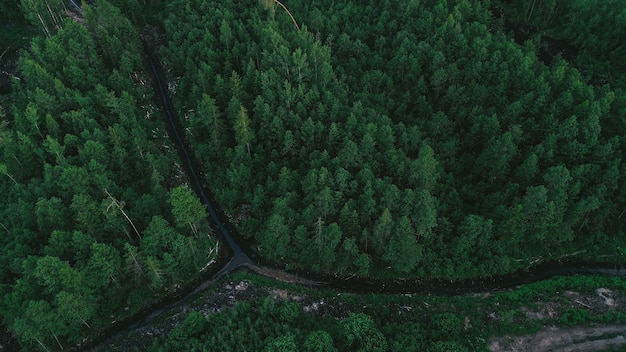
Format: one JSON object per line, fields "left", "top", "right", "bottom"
{"left": 490, "top": 325, "right": 626, "bottom": 351}
{"left": 245, "top": 264, "right": 323, "bottom": 286}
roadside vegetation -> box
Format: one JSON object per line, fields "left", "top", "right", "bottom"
{"left": 101, "top": 271, "right": 626, "bottom": 352}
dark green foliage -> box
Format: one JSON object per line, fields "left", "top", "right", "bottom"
{"left": 4, "top": 0, "right": 626, "bottom": 348}
{"left": 153, "top": 297, "right": 320, "bottom": 352}
{"left": 560, "top": 308, "right": 591, "bottom": 326}
{"left": 161, "top": 0, "right": 626, "bottom": 278}
{"left": 431, "top": 312, "right": 463, "bottom": 339}
{"left": 303, "top": 330, "right": 337, "bottom": 352}
{"left": 496, "top": 0, "right": 626, "bottom": 82}
{"left": 143, "top": 273, "right": 626, "bottom": 352}
{"left": 149, "top": 295, "right": 388, "bottom": 352}
{"left": 0, "top": 1, "right": 217, "bottom": 350}
{"left": 431, "top": 341, "right": 469, "bottom": 352}
{"left": 20, "top": 0, "right": 68, "bottom": 38}
{"left": 166, "top": 311, "right": 209, "bottom": 346}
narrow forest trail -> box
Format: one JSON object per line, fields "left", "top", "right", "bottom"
{"left": 144, "top": 40, "right": 252, "bottom": 269}
{"left": 144, "top": 36, "right": 324, "bottom": 292}
{"left": 144, "top": 36, "right": 328, "bottom": 289}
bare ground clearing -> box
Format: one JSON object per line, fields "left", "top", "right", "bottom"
{"left": 490, "top": 288, "right": 626, "bottom": 351}
{"left": 489, "top": 325, "right": 626, "bottom": 352}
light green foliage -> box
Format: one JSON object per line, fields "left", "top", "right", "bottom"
{"left": 20, "top": 0, "right": 67, "bottom": 37}
{"left": 233, "top": 105, "right": 254, "bottom": 156}
{"left": 169, "top": 185, "right": 206, "bottom": 236}
{"left": 409, "top": 144, "right": 440, "bottom": 192}
{"left": 262, "top": 213, "right": 291, "bottom": 260}
{"left": 384, "top": 216, "right": 422, "bottom": 273}
{"left": 339, "top": 313, "right": 387, "bottom": 352}
{"left": 264, "top": 333, "right": 297, "bottom": 352}
{"left": 85, "top": 242, "right": 122, "bottom": 289}
{"left": 303, "top": 330, "right": 337, "bottom": 352}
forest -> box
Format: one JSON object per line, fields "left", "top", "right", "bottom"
{"left": 0, "top": 0, "right": 625, "bottom": 350}
{"left": 160, "top": 0, "right": 626, "bottom": 278}
{"left": 0, "top": 0, "right": 214, "bottom": 350}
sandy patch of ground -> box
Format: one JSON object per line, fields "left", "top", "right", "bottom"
{"left": 514, "top": 287, "right": 621, "bottom": 321}
{"left": 246, "top": 264, "right": 321, "bottom": 285}
{"left": 490, "top": 287, "right": 625, "bottom": 351}
{"left": 489, "top": 288, "right": 626, "bottom": 352}
{"left": 489, "top": 325, "right": 626, "bottom": 352}
{"left": 596, "top": 288, "right": 617, "bottom": 308}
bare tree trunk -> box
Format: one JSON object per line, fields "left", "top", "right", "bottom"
{"left": 52, "top": 332, "right": 63, "bottom": 350}
{"left": 189, "top": 222, "right": 199, "bottom": 237}
{"left": 34, "top": 337, "right": 50, "bottom": 352}
{"left": 273, "top": 0, "right": 300, "bottom": 30}
{"left": 78, "top": 316, "right": 91, "bottom": 328}
{"left": 105, "top": 189, "right": 142, "bottom": 240}
{"left": 547, "top": 1, "right": 559, "bottom": 22}
{"left": 36, "top": 12, "right": 52, "bottom": 38}
{"left": 0, "top": 46, "right": 10, "bottom": 61}
{"left": 188, "top": 237, "right": 197, "bottom": 260}
{"left": 526, "top": 0, "right": 537, "bottom": 22}
{"left": 315, "top": 217, "right": 324, "bottom": 246}
{"left": 1, "top": 171, "right": 18, "bottom": 185}
{"left": 126, "top": 246, "right": 146, "bottom": 286}
{"left": 44, "top": 0, "right": 61, "bottom": 31}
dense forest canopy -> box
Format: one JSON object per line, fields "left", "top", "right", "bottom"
{"left": 493, "top": 0, "right": 626, "bottom": 84}
{"left": 1, "top": 0, "right": 626, "bottom": 350}
{"left": 161, "top": 0, "right": 626, "bottom": 278}
{"left": 0, "top": 0, "right": 214, "bottom": 350}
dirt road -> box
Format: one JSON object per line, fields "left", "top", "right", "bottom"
{"left": 490, "top": 325, "right": 626, "bottom": 351}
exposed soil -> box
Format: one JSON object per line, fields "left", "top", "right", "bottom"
{"left": 490, "top": 325, "right": 626, "bottom": 352}
{"left": 246, "top": 263, "right": 323, "bottom": 286}
{"left": 490, "top": 288, "right": 626, "bottom": 352}
{"left": 94, "top": 276, "right": 343, "bottom": 351}
{"left": 96, "top": 273, "right": 626, "bottom": 352}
